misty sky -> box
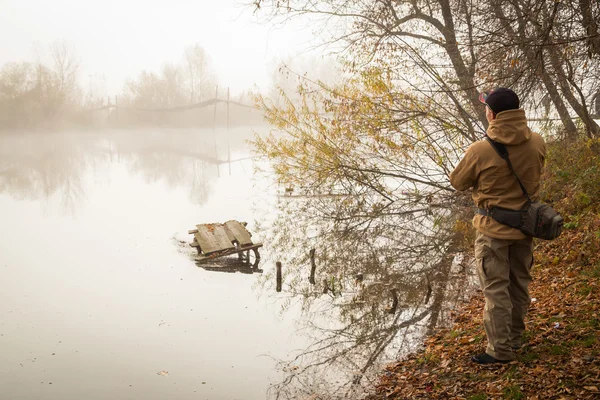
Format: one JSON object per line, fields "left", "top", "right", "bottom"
{"left": 1, "top": 0, "right": 318, "bottom": 95}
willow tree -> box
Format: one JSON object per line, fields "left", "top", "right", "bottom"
{"left": 253, "top": 66, "right": 471, "bottom": 398}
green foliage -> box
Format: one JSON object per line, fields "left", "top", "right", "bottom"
{"left": 578, "top": 283, "right": 593, "bottom": 298}
{"left": 563, "top": 219, "right": 579, "bottom": 230}
{"left": 550, "top": 345, "right": 569, "bottom": 355}
{"left": 519, "top": 351, "right": 539, "bottom": 363}
{"left": 541, "top": 138, "right": 600, "bottom": 216}
{"left": 505, "top": 366, "right": 520, "bottom": 381}
{"left": 502, "top": 384, "right": 524, "bottom": 400}
{"left": 581, "top": 336, "right": 597, "bottom": 348}
{"left": 467, "top": 394, "right": 488, "bottom": 400}
{"left": 449, "top": 329, "right": 462, "bottom": 339}
{"left": 416, "top": 352, "right": 440, "bottom": 365}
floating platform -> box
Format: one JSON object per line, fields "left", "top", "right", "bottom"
{"left": 189, "top": 220, "right": 262, "bottom": 264}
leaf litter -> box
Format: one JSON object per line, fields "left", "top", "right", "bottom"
{"left": 366, "top": 211, "right": 600, "bottom": 399}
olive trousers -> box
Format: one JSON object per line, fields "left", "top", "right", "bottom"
{"left": 474, "top": 231, "right": 534, "bottom": 361}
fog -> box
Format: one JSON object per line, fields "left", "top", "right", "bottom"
{"left": 1, "top": 0, "right": 316, "bottom": 95}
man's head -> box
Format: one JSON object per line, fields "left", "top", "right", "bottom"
{"left": 479, "top": 88, "right": 520, "bottom": 122}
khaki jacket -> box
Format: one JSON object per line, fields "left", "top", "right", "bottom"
{"left": 450, "top": 109, "right": 546, "bottom": 240}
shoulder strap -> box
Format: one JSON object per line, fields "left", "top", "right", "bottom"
{"left": 485, "top": 136, "right": 532, "bottom": 203}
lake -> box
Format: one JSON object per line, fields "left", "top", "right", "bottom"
{"left": 0, "top": 127, "right": 475, "bottom": 400}
{"left": 0, "top": 127, "right": 311, "bottom": 400}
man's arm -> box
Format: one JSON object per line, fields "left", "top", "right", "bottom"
{"left": 449, "top": 146, "right": 479, "bottom": 191}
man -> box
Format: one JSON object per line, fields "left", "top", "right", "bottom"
{"left": 450, "top": 88, "right": 546, "bottom": 364}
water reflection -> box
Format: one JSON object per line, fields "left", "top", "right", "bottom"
{"left": 0, "top": 129, "right": 476, "bottom": 399}
{"left": 197, "top": 257, "right": 263, "bottom": 274}
{"left": 257, "top": 192, "right": 474, "bottom": 399}
{"left": 0, "top": 128, "right": 283, "bottom": 400}
{"left": 0, "top": 137, "right": 93, "bottom": 213}
{"left": 0, "top": 130, "right": 239, "bottom": 211}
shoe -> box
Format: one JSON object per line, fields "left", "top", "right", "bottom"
{"left": 471, "top": 353, "right": 512, "bottom": 364}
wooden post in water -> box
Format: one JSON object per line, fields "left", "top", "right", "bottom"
{"left": 212, "top": 85, "right": 220, "bottom": 177}
{"left": 323, "top": 278, "right": 329, "bottom": 294}
{"left": 227, "top": 87, "right": 231, "bottom": 176}
{"left": 309, "top": 249, "right": 316, "bottom": 284}
{"left": 276, "top": 262, "right": 283, "bottom": 292}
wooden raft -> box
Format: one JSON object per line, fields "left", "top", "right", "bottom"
{"left": 189, "top": 220, "right": 262, "bottom": 264}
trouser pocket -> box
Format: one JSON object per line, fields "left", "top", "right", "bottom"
{"left": 476, "top": 257, "right": 487, "bottom": 290}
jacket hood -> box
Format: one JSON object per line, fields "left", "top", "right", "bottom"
{"left": 486, "top": 109, "right": 531, "bottom": 145}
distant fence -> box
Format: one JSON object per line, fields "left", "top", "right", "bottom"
{"left": 86, "top": 96, "right": 256, "bottom": 113}
{"left": 83, "top": 87, "right": 261, "bottom": 176}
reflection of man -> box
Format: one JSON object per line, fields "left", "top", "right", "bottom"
{"left": 449, "top": 88, "right": 546, "bottom": 364}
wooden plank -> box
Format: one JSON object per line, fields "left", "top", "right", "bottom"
{"left": 212, "top": 225, "right": 236, "bottom": 251}
{"left": 188, "top": 229, "right": 198, "bottom": 234}
{"left": 239, "top": 243, "right": 262, "bottom": 250}
{"left": 224, "top": 220, "right": 253, "bottom": 246}
{"left": 222, "top": 225, "right": 237, "bottom": 244}
{"left": 195, "top": 255, "right": 209, "bottom": 263}
{"left": 194, "top": 225, "right": 222, "bottom": 255}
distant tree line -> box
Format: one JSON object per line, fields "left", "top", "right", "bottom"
{"left": 0, "top": 41, "right": 81, "bottom": 128}
{"left": 0, "top": 42, "right": 262, "bottom": 129}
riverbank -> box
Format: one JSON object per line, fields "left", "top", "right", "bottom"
{"left": 367, "top": 138, "right": 600, "bottom": 399}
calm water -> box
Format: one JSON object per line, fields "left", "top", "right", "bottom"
{"left": 0, "top": 128, "right": 475, "bottom": 400}
{"left": 0, "top": 128, "right": 306, "bottom": 400}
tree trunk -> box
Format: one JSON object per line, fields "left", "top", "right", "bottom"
{"left": 539, "top": 68, "right": 579, "bottom": 137}
{"left": 579, "top": 0, "right": 600, "bottom": 57}
{"left": 439, "top": 0, "right": 488, "bottom": 132}
{"left": 547, "top": 48, "right": 600, "bottom": 137}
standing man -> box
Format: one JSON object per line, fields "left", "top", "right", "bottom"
{"left": 450, "top": 88, "right": 546, "bottom": 364}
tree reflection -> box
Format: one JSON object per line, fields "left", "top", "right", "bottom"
{"left": 0, "top": 139, "right": 94, "bottom": 214}
{"left": 0, "top": 131, "right": 221, "bottom": 211}
{"left": 257, "top": 194, "right": 473, "bottom": 399}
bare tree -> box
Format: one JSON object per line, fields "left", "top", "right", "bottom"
{"left": 49, "top": 40, "right": 80, "bottom": 104}
{"left": 253, "top": 0, "right": 600, "bottom": 137}
{"left": 183, "top": 44, "right": 215, "bottom": 103}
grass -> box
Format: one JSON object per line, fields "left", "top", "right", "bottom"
{"left": 550, "top": 345, "right": 570, "bottom": 356}
{"left": 473, "top": 334, "right": 485, "bottom": 343}
{"left": 467, "top": 394, "right": 488, "bottom": 400}
{"left": 416, "top": 352, "right": 440, "bottom": 365}
{"left": 503, "top": 384, "right": 524, "bottom": 400}
{"left": 449, "top": 329, "right": 462, "bottom": 339}
{"left": 583, "top": 263, "right": 600, "bottom": 278}
{"left": 519, "top": 351, "right": 539, "bottom": 363}
{"left": 505, "top": 366, "right": 520, "bottom": 381}
{"left": 578, "top": 283, "right": 593, "bottom": 298}
{"left": 581, "top": 336, "right": 596, "bottom": 348}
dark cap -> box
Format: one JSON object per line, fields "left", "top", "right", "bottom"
{"left": 478, "top": 88, "right": 520, "bottom": 114}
